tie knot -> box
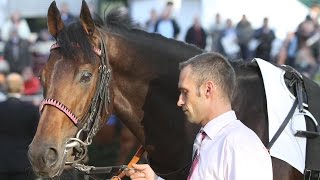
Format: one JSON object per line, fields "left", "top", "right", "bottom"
{"left": 198, "top": 130, "right": 206, "bottom": 142}
{"left": 194, "top": 130, "right": 206, "bottom": 147}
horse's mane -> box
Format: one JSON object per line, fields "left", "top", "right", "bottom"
{"left": 54, "top": 7, "right": 135, "bottom": 62}
{"left": 56, "top": 7, "right": 203, "bottom": 66}
{"left": 102, "top": 8, "right": 204, "bottom": 64}
{"left": 103, "top": 8, "right": 137, "bottom": 30}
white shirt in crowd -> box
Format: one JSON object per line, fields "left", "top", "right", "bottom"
{"left": 157, "top": 20, "right": 174, "bottom": 39}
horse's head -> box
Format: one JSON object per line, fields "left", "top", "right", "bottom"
{"left": 28, "top": 1, "right": 112, "bottom": 177}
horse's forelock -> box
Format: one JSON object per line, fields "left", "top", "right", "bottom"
{"left": 56, "top": 21, "right": 96, "bottom": 63}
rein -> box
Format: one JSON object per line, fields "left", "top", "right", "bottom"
{"left": 40, "top": 30, "right": 112, "bottom": 165}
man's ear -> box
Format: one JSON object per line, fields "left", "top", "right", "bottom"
{"left": 204, "top": 81, "right": 215, "bottom": 97}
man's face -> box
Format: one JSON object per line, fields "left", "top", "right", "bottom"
{"left": 177, "top": 66, "right": 206, "bottom": 124}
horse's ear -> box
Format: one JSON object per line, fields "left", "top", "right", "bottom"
{"left": 47, "top": 1, "right": 65, "bottom": 39}
{"left": 80, "top": 0, "right": 95, "bottom": 35}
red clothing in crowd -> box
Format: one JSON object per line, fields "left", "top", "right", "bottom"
{"left": 24, "top": 77, "right": 41, "bottom": 95}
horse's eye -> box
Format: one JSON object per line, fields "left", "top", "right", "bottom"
{"left": 80, "top": 72, "right": 92, "bottom": 83}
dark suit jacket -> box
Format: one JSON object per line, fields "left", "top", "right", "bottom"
{"left": 185, "top": 26, "right": 207, "bottom": 49}
{"left": 0, "top": 97, "right": 39, "bottom": 173}
{"left": 3, "top": 38, "right": 32, "bottom": 73}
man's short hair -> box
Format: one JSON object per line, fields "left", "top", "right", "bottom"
{"left": 179, "top": 52, "right": 236, "bottom": 101}
{"left": 166, "top": 1, "right": 174, "bottom": 6}
{"left": 6, "top": 73, "right": 24, "bottom": 93}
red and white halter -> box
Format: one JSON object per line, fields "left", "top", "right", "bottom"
{"left": 39, "top": 43, "right": 104, "bottom": 126}
{"left": 40, "top": 98, "right": 79, "bottom": 125}
{"left": 40, "top": 35, "right": 111, "bottom": 167}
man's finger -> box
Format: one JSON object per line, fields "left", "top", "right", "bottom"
{"left": 130, "top": 171, "right": 145, "bottom": 179}
{"left": 132, "top": 163, "right": 149, "bottom": 170}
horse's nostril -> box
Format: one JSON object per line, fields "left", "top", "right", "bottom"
{"left": 42, "top": 147, "right": 58, "bottom": 167}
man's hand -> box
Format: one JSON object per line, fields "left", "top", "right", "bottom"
{"left": 125, "top": 163, "right": 158, "bottom": 180}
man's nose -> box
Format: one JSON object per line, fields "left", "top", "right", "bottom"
{"left": 177, "top": 94, "right": 184, "bottom": 107}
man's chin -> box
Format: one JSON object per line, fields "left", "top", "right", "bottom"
{"left": 185, "top": 116, "right": 197, "bottom": 124}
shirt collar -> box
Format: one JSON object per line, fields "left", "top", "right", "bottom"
{"left": 202, "top": 110, "right": 237, "bottom": 140}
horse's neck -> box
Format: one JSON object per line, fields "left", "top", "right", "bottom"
{"left": 231, "top": 61, "right": 269, "bottom": 145}
{"left": 106, "top": 32, "right": 202, "bottom": 177}
{"left": 106, "top": 29, "right": 202, "bottom": 146}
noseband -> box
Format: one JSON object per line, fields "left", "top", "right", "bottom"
{"left": 40, "top": 30, "right": 112, "bottom": 165}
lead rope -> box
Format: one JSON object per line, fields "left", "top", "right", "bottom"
{"left": 111, "top": 146, "right": 145, "bottom": 180}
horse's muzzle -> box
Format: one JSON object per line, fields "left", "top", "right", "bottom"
{"left": 28, "top": 143, "right": 61, "bottom": 177}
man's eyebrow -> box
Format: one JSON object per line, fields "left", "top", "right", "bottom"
{"left": 178, "top": 87, "right": 187, "bottom": 91}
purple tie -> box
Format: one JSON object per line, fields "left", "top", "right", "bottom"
{"left": 187, "top": 130, "right": 206, "bottom": 180}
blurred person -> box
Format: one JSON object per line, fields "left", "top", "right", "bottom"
{"left": 0, "top": 73, "right": 6, "bottom": 102}
{"left": 209, "top": 13, "right": 224, "bottom": 52}
{"left": 0, "top": 57, "right": 10, "bottom": 74}
{"left": 1, "top": 11, "right": 31, "bottom": 41}
{"left": 236, "top": 14, "right": 254, "bottom": 61}
{"left": 309, "top": 4, "right": 320, "bottom": 26}
{"left": 60, "top": 2, "right": 75, "bottom": 25}
{"left": 296, "top": 15, "right": 317, "bottom": 44}
{"left": 0, "top": 0, "right": 7, "bottom": 31}
{"left": 36, "top": 29, "right": 53, "bottom": 42}
{"left": 0, "top": 73, "right": 39, "bottom": 180}
{"left": 154, "top": 1, "right": 180, "bottom": 39}
{"left": 185, "top": 15, "right": 207, "bottom": 49}
{"left": 295, "top": 44, "right": 318, "bottom": 79}
{"left": 21, "top": 66, "right": 41, "bottom": 95}
{"left": 145, "top": 9, "right": 158, "bottom": 33}
{"left": 297, "top": 15, "right": 320, "bottom": 61}
{"left": 125, "top": 53, "right": 272, "bottom": 180}
{"left": 276, "top": 32, "right": 297, "bottom": 67}
{"left": 4, "top": 28, "right": 32, "bottom": 73}
{"left": 253, "top": 17, "right": 275, "bottom": 62}
{"left": 220, "top": 18, "right": 240, "bottom": 60}
{"left": 32, "top": 29, "right": 54, "bottom": 75}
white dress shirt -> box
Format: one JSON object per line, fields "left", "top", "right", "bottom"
{"left": 189, "top": 110, "right": 273, "bottom": 180}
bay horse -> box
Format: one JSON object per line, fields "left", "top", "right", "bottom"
{"left": 28, "top": 1, "right": 303, "bottom": 179}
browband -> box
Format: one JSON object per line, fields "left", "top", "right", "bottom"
{"left": 50, "top": 43, "right": 102, "bottom": 57}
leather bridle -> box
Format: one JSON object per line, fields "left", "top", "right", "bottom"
{"left": 40, "top": 30, "right": 112, "bottom": 165}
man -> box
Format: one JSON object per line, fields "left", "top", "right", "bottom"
{"left": 4, "top": 28, "right": 32, "bottom": 73}
{"left": 185, "top": 15, "right": 207, "bottom": 49}
{"left": 126, "top": 52, "right": 273, "bottom": 180}
{"left": 236, "top": 14, "right": 254, "bottom": 61}
{"left": 154, "top": 1, "right": 180, "bottom": 39}
{"left": 0, "top": 73, "right": 39, "bottom": 180}
{"left": 253, "top": 17, "right": 275, "bottom": 61}
{"left": 1, "top": 11, "right": 31, "bottom": 41}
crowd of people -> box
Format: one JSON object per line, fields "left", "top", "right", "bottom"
{"left": 0, "top": 11, "right": 51, "bottom": 106}
{"left": 0, "top": 2, "right": 320, "bottom": 103}
{"left": 142, "top": 3, "right": 320, "bottom": 81}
